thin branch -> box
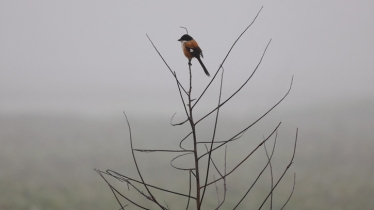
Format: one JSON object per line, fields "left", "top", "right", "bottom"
{"left": 280, "top": 173, "right": 296, "bottom": 210}
{"left": 204, "top": 145, "right": 224, "bottom": 178}
{"left": 197, "top": 132, "right": 246, "bottom": 144}
{"left": 264, "top": 136, "right": 274, "bottom": 210}
{"left": 170, "top": 113, "right": 189, "bottom": 126}
{"left": 200, "top": 66, "right": 225, "bottom": 207}
{"left": 173, "top": 71, "right": 190, "bottom": 121}
{"left": 164, "top": 201, "right": 170, "bottom": 210}
{"left": 258, "top": 128, "right": 298, "bottom": 210}
{"left": 185, "top": 170, "right": 193, "bottom": 210}
{"left": 198, "top": 118, "right": 279, "bottom": 162}
{"left": 198, "top": 76, "right": 293, "bottom": 161}
{"left": 195, "top": 39, "right": 272, "bottom": 125}
{"left": 180, "top": 26, "right": 188, "bottom": 34}
{"left": 214, "top": 175, "right": 221, "bottom": 206}
{"left": 215, "top": 145, "right": 228, "bottom": 210}
{"left": 201, "top": 123, "right": 280, "bottom": 189}
{"left": 202, "top": 144, "right": 226, "bottom": 210}
{"left": 103, "top": 170, "right": 196, "bottom": 200}
{"left": 146, "top": 34, "right": 188, "bottom": 95}
{"left": 233, "top": 131, "right": 277, "bottom": 210}
{"left": 186, "top": 64, "right": 202, "bottom": 210}
{"left": 170, "top": 152, "right": 195, "bottom": 171}
{"left": 179, "top": 132, "right": 193, "bottom": 150}
{"left": 123, "top": 112, "right": 166, "bottom": 209}
{"left": 99, "top": 171, "right": 127, "bottom": 210}
{"left": 95, "top": 169, "right": 149, "bottom": 210}
{"left": 134, "top": 149, "right": 194, "bottom": 153}
{"left": 191, "top": 170, "right": 196, "bottom": 178}
{"left": 192, "top": 6, "right": 263, "bottom": 109}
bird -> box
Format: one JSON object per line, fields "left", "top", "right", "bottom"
{"left": 178, "top": 34, "right": 210, "bottom": 76}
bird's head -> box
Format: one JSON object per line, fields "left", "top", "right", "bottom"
{"left": 178, "top": 34, "right": 193, "bottom": 42}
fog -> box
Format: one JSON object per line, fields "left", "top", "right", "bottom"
{"left": 1, "top": 1, "right": 373, "bottom": 209}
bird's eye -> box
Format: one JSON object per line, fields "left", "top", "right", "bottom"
{"left": 190, "top": 49, "right": 194, "bottom": 53}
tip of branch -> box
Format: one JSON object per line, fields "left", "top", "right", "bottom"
{"left": 180, "top": 26, "right": 188, "bottom": 34}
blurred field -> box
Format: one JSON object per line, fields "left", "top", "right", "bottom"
{"left": 0, "top": 99, "right": 373, "bottom": 209}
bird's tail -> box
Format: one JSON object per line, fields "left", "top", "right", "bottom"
{"left": 197, "top": 57, "right": 210, "bottom": 77}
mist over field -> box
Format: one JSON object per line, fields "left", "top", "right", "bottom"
{"left": 1, "top": 1, "right": 374, "bottom": 209}
{"left": 1, "top": 99, "right": 373, "bottom": 209}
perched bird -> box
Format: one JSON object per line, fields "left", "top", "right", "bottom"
{"left": 178, "top": 34, "right": 210, "bottom": 76}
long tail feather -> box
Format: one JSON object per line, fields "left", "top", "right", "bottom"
{"left": 197, "top": 57, "right": 210, "bottom": 77}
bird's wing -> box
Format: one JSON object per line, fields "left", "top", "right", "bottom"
{"left": 185, "top": 40, "right": 203, "bottom": 58}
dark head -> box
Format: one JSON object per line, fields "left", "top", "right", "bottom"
{"left": 178, "top": 34, "right": 193, "bottom": 42}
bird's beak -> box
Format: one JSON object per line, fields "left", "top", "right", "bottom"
{"left": 178, "top": 39, "right": 181, "bottom": 41}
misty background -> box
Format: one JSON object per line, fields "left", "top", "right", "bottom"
{"left": 1, "top": 1, "right": 373, "bottom": 209}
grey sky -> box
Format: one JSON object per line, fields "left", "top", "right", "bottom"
{"left": 1, "top": 1, "right": 373, "bottom": 117}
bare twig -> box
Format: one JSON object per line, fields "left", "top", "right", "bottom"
{"left": 170, "top": 113, "right": 189, "bottom": 126}
{"left": 186, "top": 64, "right": 202, "bottom": 209}
{"left": 198, "top": 76, "right": 293, "bottom": 161}
{"left": 173, "top": 71, "right": 190, "bottom": 121}
{"left": 202, "top": 144, "right": 226, "bottom": 209}
{"left": 215, "top": 146, "right": 228, "bottom": 210}
{"left": 185, "top": 170, "right": 193, "bottom": 210}
{"left": 170, "top": 152, "right": 195, "bottom": 171}
{"left": 201, "top": 123, "right": 280, "bottom": 188}
{"left": 280, "top": 173, "right": 296, "bottom": 210}
{"left": 95, "top": 169, "right": 148, "bottom": 209}
{"left": 232, "top": 131, "right": 277, "bottom": 210}
{"left": 197, "top": 132, "right": 245, "bottom": 144}
{"left": 258, "top": 128, "right": 298, "bottom": 209}
{"left": 204, "top": 145, "right": 224, "bottom": 178}
{"left": 200, "top": 66, "right": 225, "bottom": 207}
{"left": 195, "top": 39, "right": 272, "bottom": 125}
{"left": 103, "top": 169, "right": 196, "bottom": 200}
{"left": 264, "top": 135, "right": 275, "bottom": 210}
{"left": 98, "top": 171, "right": 127, "bottom": 210}
{"left": 180, "top": 26, "right": 188, "bottom": 34}
{"left": 134, "top": 149, "right": 194, "bottom": 153}
{"left": 192, "top": 6, "right": 263, "bottom": 109}
{"left": 214, "top": 175, "right": 220, "bottom": 205}
{"left": 146, "top": 34, "right": 188, "bottom": 95}
{"left": 123, "top": 112, "right": 166, "bottom": 209}
{"left": 179, "top": 132, "right": 193, "bottom": 150}
{"left": 164, "top": 201, "right": 170, "bottom": 210}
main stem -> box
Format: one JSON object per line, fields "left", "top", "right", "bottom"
{"left": 188, "top": 65, "right": 201, "bottom": 210}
